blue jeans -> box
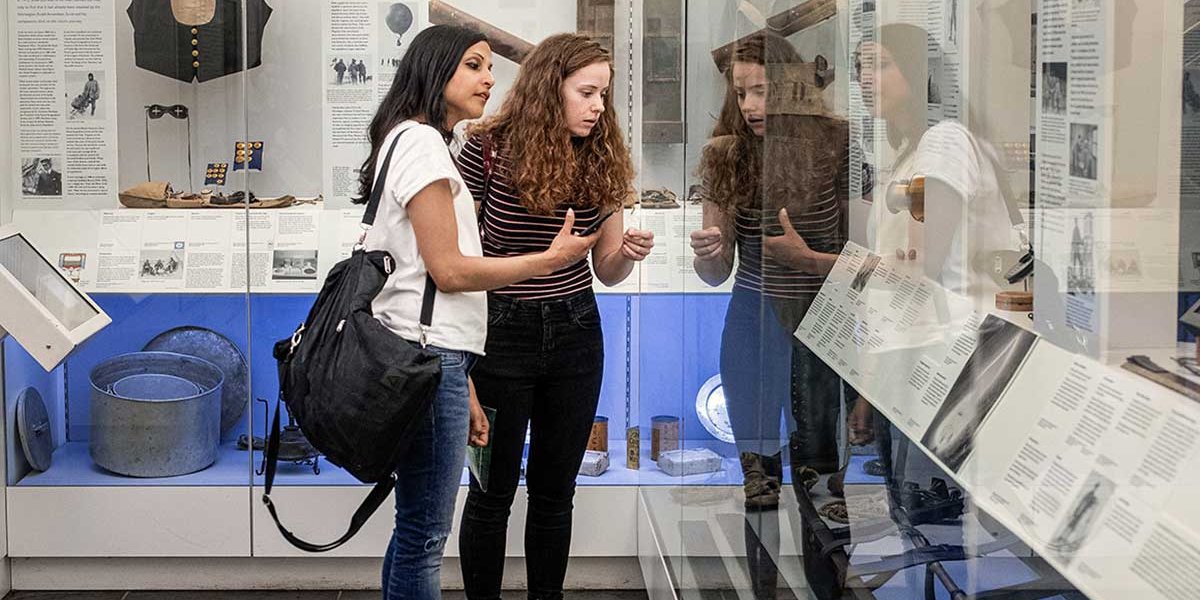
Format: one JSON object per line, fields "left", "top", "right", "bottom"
{"left": 720, "top": 287, "right": 844, "bottom": 471}
{"left": 720, "top": 287, "right": 796, "bottom": 458}
{"left": 383, "top": 345, "right": 476, "bottom": 600}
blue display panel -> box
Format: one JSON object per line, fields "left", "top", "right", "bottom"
{"left": 8, "top": 291, "right": 750, "bottom": 487}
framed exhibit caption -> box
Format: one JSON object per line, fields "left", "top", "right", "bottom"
{"left": 796, "top": 242, "right": 1200, "bottom": 600}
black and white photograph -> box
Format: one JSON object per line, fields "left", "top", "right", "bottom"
{"left": 920, "top": 315, "right": 1038, "bottom": 472}
{"left": 1185, "top": 69, "right": 1200, "bottom": 118}
{"left": 1030, "top": 13, "right": 1037, "bottom": 98}
{"left": 1106, "top": 249, "right": 1142, "bottom": 280}
{"left": 378, "top": 2, "right": 420, "bottom": 75}
{"left": 646, "top": 35, "right": 682, "bottom": 83}
{"left": 1069, "top": 123, "right": 1098, "bottom": 180}
{"left": 139, "top": 250, "right": 185, "bottom": 280}
{"left": 329, "top": 55, "right": 371, "bottom": 86}
{"left": 1068, "top": 214, "right": 1095, "bottom": 296}
{"left": 927, "top": 56, "right": 944, "bottom": 105}
{"left": 1046, "top": 470, "right": 1115, "bottom": 565}
{"left": 20, "top": 157, "right": 63, "bottom": 196}
{"left": 272, "top": 250, "right": 319, "bottom": 281}
{"left": 945, "top": 0, "right": 959, "bottom": 47}
{"left": 65, "top": 70, "right": 104, "bottom": 119}
{"left": 1042, "top": 62, "right": 1067, "bottom": 116}
{"left": 850, "top": 253, "right": 882, "bottom": 293}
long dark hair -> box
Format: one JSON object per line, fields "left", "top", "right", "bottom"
{"left": 876, "top": 23, "right": 935, "bottom": 153}
{"left": 353, "top": 25, "right": 487, "bottom": 204}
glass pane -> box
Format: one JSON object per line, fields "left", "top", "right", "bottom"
{"left": 3, "top": 0, "right": 252, "bottom": 493}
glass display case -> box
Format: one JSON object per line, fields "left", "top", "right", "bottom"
{"left": 1, "top": 0, "right": 1197, "bottom": 598}
{"left": 1, "top": 0, "right": 651, "bottom": 560}
{"left": 635, "top": 1, "right": 1196, "bottom": 600}
{"left": 3, "top": 0, "right": 259, "bottom": 556}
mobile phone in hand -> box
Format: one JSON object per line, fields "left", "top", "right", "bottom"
{"left": 575, "top": 209, "right": 615, "bottom": 236}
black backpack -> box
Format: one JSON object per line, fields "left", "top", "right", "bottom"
{"left": 263, "top": 128, "right": 442, "bottom": 552}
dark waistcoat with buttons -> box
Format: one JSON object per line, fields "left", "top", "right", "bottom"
{"left": 127, "top": 0, "right": 273, "bottom": 83}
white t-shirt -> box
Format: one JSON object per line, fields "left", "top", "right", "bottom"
{"left": 869, "top": 120, "right": 1017, "bottom": 302}
{"left": 363, "top": 120, "right": 487, "bottom": 355}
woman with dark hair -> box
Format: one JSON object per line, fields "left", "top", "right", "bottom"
{"left": 860, "top": 23, "right": 1016, "bottom": 300}
{"left": 454, "top": 33, "right": 652, "bottom": 600}
{"left": 689, "top": 31, "right": 867, "bottom": 600}
{"left": 356, "top": 25, "right": 598, "bottom": 600}
{"left": 855, "top": 22, "right": 1020, "bottom": 592}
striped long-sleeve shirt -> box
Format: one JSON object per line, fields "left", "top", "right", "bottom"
{"left": 728, "top": 134, "right": 850, "bottom": 300}
{"left": 457, "top": 135, "right": 601, "bottom": 300}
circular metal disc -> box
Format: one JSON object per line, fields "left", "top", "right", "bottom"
{"left": 695, "top": 374, "right": 736, "bottom": 444}
{"left": 16, "top": 387, "right": 53, "bottom": 472}
{"left": 143, "top": 326, "right": 248, "bottom": 435}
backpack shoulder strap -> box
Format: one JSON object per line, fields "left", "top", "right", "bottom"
{"left": 359, "top": 125, "right": 437, "bottom": 330}
{"left": 361, "top": 126, "right": 409, "bottom": 228}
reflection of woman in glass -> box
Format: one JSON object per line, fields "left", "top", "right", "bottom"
{"left": 857, "top": 23, "right": 1020, "bottom": 541}
{"left": 861, "top": 24, "right": 1016, "bottom": 301}
{"left": 689, "top": 32, "right": 868, "bottom": 600}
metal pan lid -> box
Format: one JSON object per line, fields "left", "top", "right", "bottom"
{"left": 17, "top": 387, "right": 53, "bottom": 472}
{"left": 143, "top": 326, "right": 248, "bottom": 436}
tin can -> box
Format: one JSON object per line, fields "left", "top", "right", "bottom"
{"left": 588, "top": 416, "right": 608, "bottom": 453}
{"left": 651, "top": 415, "right": 680, "bottom": 461}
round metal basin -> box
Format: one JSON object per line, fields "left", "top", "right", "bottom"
{"left": 89, "top": 351, "right": 223, "bottom": 477}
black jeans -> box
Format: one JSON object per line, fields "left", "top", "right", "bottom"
{"left": 459, "top": 290, "right": 605, "bottom": 600}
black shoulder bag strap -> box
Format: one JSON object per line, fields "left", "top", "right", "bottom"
{"left": 262, "top": 125, "right": 437, "bottom": 553}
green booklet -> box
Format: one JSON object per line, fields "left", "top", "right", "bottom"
{"left": 466, "top": 406, "right": 497, "bottom": 492}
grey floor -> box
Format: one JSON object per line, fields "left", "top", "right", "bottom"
{"left": 3, "top": 592, "right": 650, "bottom": 600}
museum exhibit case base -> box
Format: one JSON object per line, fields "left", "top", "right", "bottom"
{"left": 8, "top": 557, "right": 647, "bottom": 592}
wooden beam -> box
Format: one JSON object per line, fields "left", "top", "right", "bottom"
{"left": 710, "top": 0, "right": 837, "bottom": 70}
{"left": 429, "top": 0, "right": 535, "bottom": 64}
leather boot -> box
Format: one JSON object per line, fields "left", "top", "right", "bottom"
{"left": 740, "top": 452, "right": 781, "bottom": 510}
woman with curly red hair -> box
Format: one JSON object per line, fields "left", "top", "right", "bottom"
{"left": 690, "top": 31, "right": 864, "bottom": 600}
{"left": 455, "top": 33, "right": 653, "bottom": 599}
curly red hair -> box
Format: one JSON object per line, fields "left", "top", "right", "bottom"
{"left": 470, "top": 33, "right": 633, "bottom": 215}
{"left": 698, "top": 32, "right": 846, "bottom": 214}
